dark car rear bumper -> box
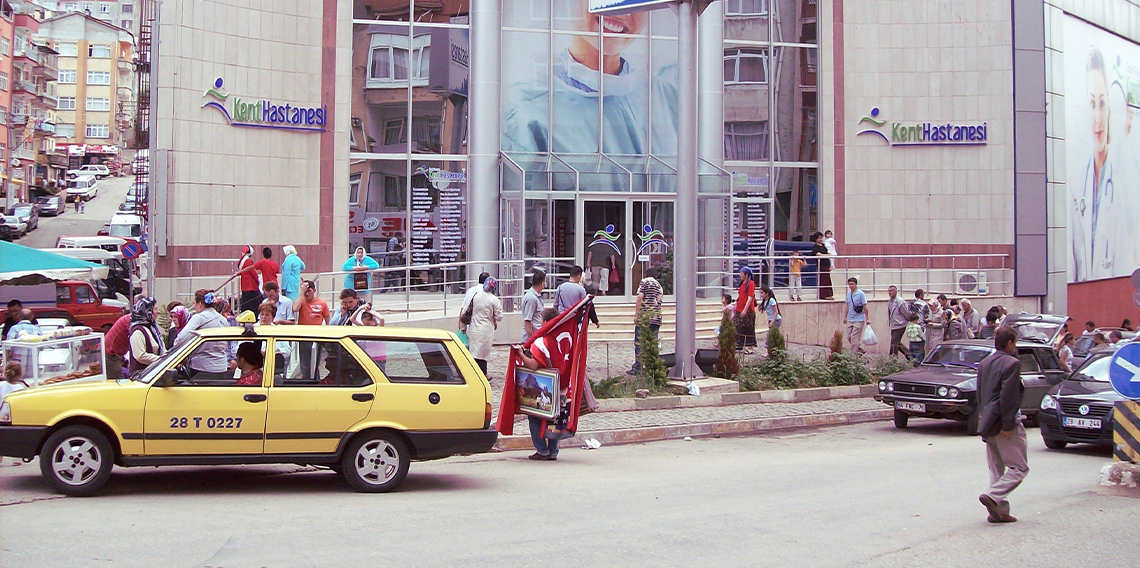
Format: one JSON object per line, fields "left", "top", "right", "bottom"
{"left": 1038, "top": 410, "right": 1114, "bottom": 446}
{"left": 0, "top": 426, "right": 49, "bottom": 459}
{"left": 405, "top": 429, "right": 498, "bottom": 460}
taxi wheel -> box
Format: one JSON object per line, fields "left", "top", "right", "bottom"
{"left": 341, "top": 431, "right": 409, "bottom": 493}
{"left": 893, "top": 410, "right": 909, "bottom": 429}
{"left": 39, "top": 425, "right": 114, "bottom": 497}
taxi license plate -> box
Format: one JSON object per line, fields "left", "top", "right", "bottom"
{"left": 896, "top": 401, "right": 925, "bottom": 413}
{"left": 1063, "top": 417, "right": 1101, "bottom": 429}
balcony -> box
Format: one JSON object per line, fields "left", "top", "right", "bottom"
{"left": 33, "top": 62, "right": 58, "bottom": 81}
{"left": 35, "top": 120, "right": 55, "bottom": 135}
{"left": 12, "top": 46, "right": 41, "bottom": 65}
{"left": 14, "top": 145, "right": 36, "bottom": 162}
{"left": 37, "top": 90, "right": 57, "bottom": 108}
{"left": 11, "top": 114, "right": 28, "bottom": 126}
{"left": 117, "top": 59, "right": 133, "bottom": 74}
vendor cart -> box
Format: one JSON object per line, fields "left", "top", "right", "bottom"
{"left": 2, "top": 328, "right": 107, "bottom": 387}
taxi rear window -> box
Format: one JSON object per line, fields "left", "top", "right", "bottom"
{"left": 352, "top": 338, "right": 464, "bottom": 384}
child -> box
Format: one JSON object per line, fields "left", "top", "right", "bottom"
{"left": 789, "top": 251, "right": 806, "bottom": 301}
{"left": 905, "top": 313, "right": 925, "bottom": 366}
{"left": 1, "top": 362, "right": 28, "bottom": 401}
{"left": 717, "top": 294, "right": 735, "bottom": 335}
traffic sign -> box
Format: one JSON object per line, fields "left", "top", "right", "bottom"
{"left": 120, "top": 239, "right": 142, "bottom": 260}
{"left": 1109, "top": 343, "right": 1140, "bottom": 400}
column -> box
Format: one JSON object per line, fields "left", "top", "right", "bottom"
{"left": 468, "top": 0, "right": 502, "bottom": 273}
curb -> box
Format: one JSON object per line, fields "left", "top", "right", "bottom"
{"left": 593, "top": 384, "right": 877, "bottom": 412}
{"left": 493, "top": 407, "right": 892, "bottom": 452}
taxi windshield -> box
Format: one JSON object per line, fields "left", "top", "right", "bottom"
{"left": 136, "top": 337, "right": 198, "bottom": 383}
{"left": 924, "top": 345, "right": 994, "bottom": 368}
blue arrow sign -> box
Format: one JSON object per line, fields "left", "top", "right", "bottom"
{"left": 1109, "top": 343, "right": 1140, "bottom": 400}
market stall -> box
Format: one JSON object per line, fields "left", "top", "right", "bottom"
{"left": 3, "top": 327, "right": 106, "bottom": 387}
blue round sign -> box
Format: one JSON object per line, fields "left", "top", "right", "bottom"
{"left": 1109, "top": 343, "right": 1140, "bottom": 400}
{"left": 120, "top": 240, "right": 141, "bottom": 260}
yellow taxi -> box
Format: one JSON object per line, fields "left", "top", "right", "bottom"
{"left": 0, "top": 324, "right": 497, "bottom": 495}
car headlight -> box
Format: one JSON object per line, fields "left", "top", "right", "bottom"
{"left": 938, "top": 386, "right": 949, "bottom": 397}
{"left": 1040, "top": 395, "right": 1058, "bottom": 411}
{"left": 949, "top": 388, "right": 960, "bottom": 398}
{"left": 0, "top": 402, "right": 10, "bottom": 424}
{"left": 878, "top": 381, "right": 887, "bottom": 391}
{"left": 886, "top": 382, "right": 894, "bottom": 392}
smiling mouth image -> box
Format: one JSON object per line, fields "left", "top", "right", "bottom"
{"left": 598, "top": 16, "right": 631, "bottom": 34}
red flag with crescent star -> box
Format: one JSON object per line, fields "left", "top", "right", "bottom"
{"left": 496, "top": 295, "right": 593, "bottom": 436}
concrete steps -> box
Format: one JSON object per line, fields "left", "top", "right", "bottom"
{"left": 589, "top": 301, "right": 727, "bottom": 342}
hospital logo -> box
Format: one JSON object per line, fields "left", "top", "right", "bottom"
{"left": 589, "top": 224, "right": 622, "bottom": 255}
{"left": 856, "top": 107, "right": 988, "bottom": 147}
{"left": 201, "top": 77, "right": 327, "bottom": 132}
{"left": 635, "top": 224, "right": 668, "bottom": 257}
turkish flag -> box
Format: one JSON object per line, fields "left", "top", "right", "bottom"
{"left": 496, "top": 295, "right": 593, "bottom": 436}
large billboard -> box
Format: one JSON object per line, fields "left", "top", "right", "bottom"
{"left": 1064, "top": 16, "right": 1140, "bottom": 283}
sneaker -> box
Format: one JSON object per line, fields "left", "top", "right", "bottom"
{"left": 626, "top": 368, "right": 639, "bottom": 376}
{"left": 544, "top": 454, "right": 558, "bottom": 461}
{"left": 528, "top": 452, "right": 549, "bottom": 461}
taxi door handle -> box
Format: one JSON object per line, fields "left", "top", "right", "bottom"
{"left": 352, "top": 393, "right": 374, "bottom": 402}
{"left": 244, "top": 394, "right": 267, "bottom": 403}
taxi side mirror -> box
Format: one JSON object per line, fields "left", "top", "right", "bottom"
{"left": 155, "top": 369, "right": 177, "bottom": 387}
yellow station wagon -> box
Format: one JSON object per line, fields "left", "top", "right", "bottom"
{"left": 0, "top": 325, "right": 497, "bottom": 495}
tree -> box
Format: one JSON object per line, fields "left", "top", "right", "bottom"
{"left": 637, "top": 312, "right": 668, "bottom": 388}
{"left": 716, "top": 313, "right": 739, "bottom": 379}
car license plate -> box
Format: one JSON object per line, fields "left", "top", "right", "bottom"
{"left": 896, "top": 401, "right": 925, "bottom": 413}
{"left": 1062, "top": 417, "right": 1102, "bottom": 429}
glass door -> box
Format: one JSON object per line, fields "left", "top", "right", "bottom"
{"left": 582, "top": 200, "right": 626, "bottom": 297}
{"left": 632, "top": 201, "right": 675, "bottom": 296}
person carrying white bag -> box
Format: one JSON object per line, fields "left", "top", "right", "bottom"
{"left": 843, "top": 277, "right": 869, "bottom": 354}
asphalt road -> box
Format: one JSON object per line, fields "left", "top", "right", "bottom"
{"left": 18, "top": 175, "right": 134, "bottom": 249}
{"left": 0, "top": 420, "right": 1128, "bottom": 567}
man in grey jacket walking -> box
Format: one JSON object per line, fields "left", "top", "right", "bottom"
{"left": 975, "top": 326, "right": 1028, "bottom": 523}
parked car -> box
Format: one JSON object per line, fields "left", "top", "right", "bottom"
{"left": 1038, "top": 352, "right": 1122, "bottom": 449}
{"left": 35, "top": 195, "right": 65, "bottom": 216}
{"left": 2, "top": 215, "right": 28, "bottom": 238}
{"left": 97, "top": 224, "right": 111, "bottom": 236}
{"left": 0, "top": 224, "right": 13, "bottom": 241}
{"left": 876, "top": 315, "right": 1070, "bottom": 434}
{"left": 55, "top": 235, "right": 128, "bottom": 252}
{"left": 65, "top": 164, "right": 111, "bottom": 178}
{"left": 10, "top": 203, "right": 39, "bottom": 231}
{"left": 0, "top": 325, "right": 497, "bottom": 496}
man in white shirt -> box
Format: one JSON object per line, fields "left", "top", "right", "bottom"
{"left": 520, "top": 271, "right": 546, "bottom": 343}
{"left": 262, "top": 282, "right": 295, "bottom": 325}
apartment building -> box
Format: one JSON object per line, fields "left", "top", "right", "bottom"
{"left": 0, "top": 2, "right": 14, "bottom": 208}
{"left": 38, "top": 10, "right": 132, "bottom": 146}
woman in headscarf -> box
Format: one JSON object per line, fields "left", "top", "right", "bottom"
{"left": 342, "top": 246, "right": 380, "bottom": 301}
{"left": 466, "top": 277, "right": 504, "bottom": 377}
{"left": 128, "top": 297, "right": 167, "bottom": 375}
{"left": 280, "top": 245, "right": 305, "bottom": 302}
{"left": 176, "top": 289, "right": 234, "bottom": 376}
{"left": 167, "top": 303, "right": 190, "bottom": 348}
{"left": 734, "top": 266, "right": 758, "bottom": 354}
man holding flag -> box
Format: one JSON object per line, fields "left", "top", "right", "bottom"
{"left": 497, "top": 296, "right": 597, "bottom": 461}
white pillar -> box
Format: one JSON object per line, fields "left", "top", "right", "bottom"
{"left": 469, "top": 0, "right": 502, "bottom": 272}
{"left": 673, "top": 0, "right": 699, "bottom": 378}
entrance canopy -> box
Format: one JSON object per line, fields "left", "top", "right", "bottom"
{"left": 501, "top": 152, "right": 731, "bottom": 194}
{"left": 0, "top": 241, "right": 109, "bottom": 285}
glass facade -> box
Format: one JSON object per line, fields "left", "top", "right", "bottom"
{"left": 346, "top": 0, "right": 813, "bottom": 297}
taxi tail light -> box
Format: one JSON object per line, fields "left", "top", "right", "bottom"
{"left": 485, "top": 403, "right": 493, "bottom": 430}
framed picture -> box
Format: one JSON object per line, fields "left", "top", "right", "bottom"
{"left": 516, "top": 367, "right": 560, "bottom": 421}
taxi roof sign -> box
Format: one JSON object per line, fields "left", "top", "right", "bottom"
{"left": 588, "top": 0, "right": 675, "bottom": 14}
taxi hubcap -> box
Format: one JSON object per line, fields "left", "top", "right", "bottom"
{"left": 52, "top": 436, "right": 101, "bottom": 486}
{"left": 355, "top": 440, "right": 399, "bottom": 485}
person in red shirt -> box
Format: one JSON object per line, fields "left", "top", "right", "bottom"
{"left": 103, "top": 312, "right": 131, "bottom": 379}
{"left": 232, "top": 245, "right": 263, "bottom": 315}
{"left": 234, "top": 342, "right": 264, "bottom": 386}
{"left": 253, "top": 247, "right": 280, "bottom": 285}
{"left": 292, "top": 280, "right": 329, "bottom": 379}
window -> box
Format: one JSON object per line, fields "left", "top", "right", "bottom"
{"left": 366, "top": 174, "right": 405, "bottom": 212}
{"left": 55, "top": 286, "right": 72, "bottom": 304}
{"left": 724, "top": 48, "right": 768, "bottom": 84}
{"left": 88, "top": 44, "right": 111, "bottom": 58}
{"left": 80, "top": 2, "right": 93, "bottom": 12}
{"left": 122, "top": 4, "right": 134, "bottom": 14}
{"left": 1, "top": 38, "right": 8, "bottom": 55}
{"left": 366, "top": 33, "right": 430, "bottom": 88}
{"left": 86, "top": 124, "right": 109, "bottom": 138}
{"left": 58, "top": 97, "right": 76, "bottom": 110}
{"left": 724, "top": 121, "right": 769, "bottom": 161}
{"left": 1017, "top": 350, "right": 1041, "bottom": 374}
{"left": 383, "top": 118, "right": 404, "bottom": 145}
{"left": 725, "top": 0, "right": 768, "bottom": 15}
{"left": 86, "top": 71, "right": 111, "bottom": 85}
{"left": 55, "top": 123, "right": 75, "bottom": 138}
{"left": 64, "top": 2, "right": 79, "bottom": 10}
{"left": 349, "top": 172, "right": 362, "bottom": 205}
{"left": 56, "top": 42, "right": 78, "bottom": 57}
{"left": 98, "top": 3, "right": 110, "bottom": 12}
{"left": 172, "top": 339, "right": 266, "bottom": 386}
{"left": 383, "top": 176, "right": 405, "bottom": 208}
{"left": 411, "top": 116, "right": 441, "bottom": 152}
{"left": 75, "top": 286, "right": 95, "bottom": 304}
{"left": 58, "top": 69, "right": 77, "bottom": 83}
{"left": 85, "top": 97, "right": 110, "bottom": 111}
{"left": 353, "top": 339, "right": 464, "bottom": 384}
{"left": 121, "top": 20, "right": 133, "bottom": 29}
{"left": 0, "top": 72, "right": 7, "bottom": 91}
{"left": 270, "top": 340, "right": 374, "bottom": 387}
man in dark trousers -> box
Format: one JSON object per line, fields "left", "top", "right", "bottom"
{"left": 975, "top": 326, "right": 1028, "bottom": 523}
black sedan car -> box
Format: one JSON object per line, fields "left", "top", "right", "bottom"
{"left": 876, "top": 338, "right": 1068, "bottom": 435}
{"left": 1038, "top": 353, "right": 1121, "bottom": 449}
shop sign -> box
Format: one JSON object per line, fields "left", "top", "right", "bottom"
{"left": 588, "top": 0, "right": 674, "bottom": 14}
{"left": 857, "top": 107, "right": 987, "bottom": 147}
{"left": 428, "top": 28, "right": 469, "bottom": 98}
{"left": 202, "top": 78, "right": 326, "bottom": 132}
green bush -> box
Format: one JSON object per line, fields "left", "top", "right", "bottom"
{"left": 870, "top": 354, "right": 911, "bottom": 378}
{"left": 737, "top": 350, "right": 901, "bottom": 391}
{"left": 826, "top": 352, "right": 873, "bottom": 386}
{"left": 636, "top": 312, "right": 668, "bottom": 389}
{"left": 716, "top": 313, "right": 739, "bottom": 379}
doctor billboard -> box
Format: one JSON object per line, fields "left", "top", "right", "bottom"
{"left": 1064, "top": 16, "right": 1140, "bottom": 283}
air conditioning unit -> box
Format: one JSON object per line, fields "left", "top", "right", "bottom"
{"left": 955, "top": 271, "right": 988, "bottom": 295}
